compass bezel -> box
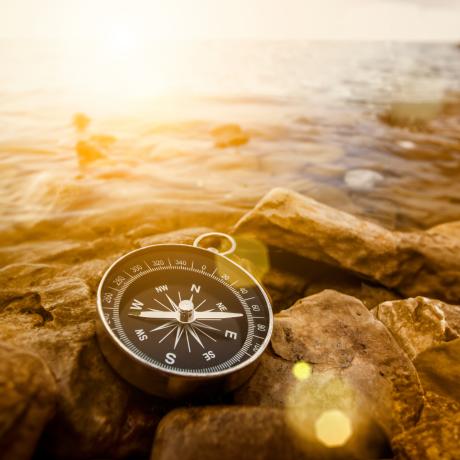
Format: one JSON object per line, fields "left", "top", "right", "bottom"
{"left": 96, "top": 243, "right": 273, "bottom": 381}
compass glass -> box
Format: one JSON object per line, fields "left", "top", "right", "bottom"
{"left": 97, "top": 244, "right": 272, "bottom": 376}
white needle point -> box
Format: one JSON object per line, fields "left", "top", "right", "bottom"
{"left": 194, "top": 311, "right": 243, "bottom": 320}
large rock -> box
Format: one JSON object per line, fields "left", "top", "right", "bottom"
{"left": 232, "top": 188, "right": 460, "bottom": 303}
{"left": 151, "top": 406, "right": 389, "bottom": 460}
{"left": 235, "top": 290, "right": 424, "bottom": 440}
{"left": 0, "top": 254, "right": 170, "bottom": 458}
{"left": 413, "top": 338, "right": 460, "bottom": 404}
{"left": 391, "top": 391, "right": 460, "bottom": 460}
{"left": 373, "top": 297, "right": 460, "bottom": 360}
{"left": 0, "top": 345, "right": 57, "bottom": 460}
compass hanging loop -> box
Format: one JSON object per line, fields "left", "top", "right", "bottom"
{"left": 193, "top": 232, "right": 237, "bottom": 257}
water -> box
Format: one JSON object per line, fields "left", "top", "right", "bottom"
{"left": 1, "top": 40, "right": 460, "bottom": 242}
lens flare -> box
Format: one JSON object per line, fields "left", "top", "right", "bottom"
{"left": 292, "top": 361, "right": 312, "bottom": 381}
{"left": 314, "top": 409, "right": 352, "bottom": 447}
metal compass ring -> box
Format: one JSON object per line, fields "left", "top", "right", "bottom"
{"left": 193, "top": 232, "right": 237, "bottom": 256}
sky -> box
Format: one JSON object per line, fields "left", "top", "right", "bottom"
{"left": 1, "top": 0, "right": 460, "bottom": 41}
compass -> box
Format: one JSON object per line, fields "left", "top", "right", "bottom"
{"left": 96, "top": 232, "right": 273, "bottom": 398}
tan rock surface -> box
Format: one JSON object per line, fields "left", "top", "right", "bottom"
{"left": 235, "top": 290, "right": 424, "bottom": 439}
{"left": 373, "top": 297, "right": 459, "bottom": 360}
{"left": 232, "top": 188, "right": 460, "bottom": 303}
{"left": 0, "top": 345, "right": 57, "bottom": 460}
{"left": 151, "top": 406, "right": 389, "bottom": 460}
{"left": 413, "top": 338, "right": 460, "bottom": 404}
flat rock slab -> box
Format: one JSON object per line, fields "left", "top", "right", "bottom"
{"left": 151, "top": 406, "right": 388, "bottom": 460}
{"left": 0, "top": 345, "right": 57, "bottom": 460}
{"left": 233, "top": 188, "right": 460, "bottom": 303}
{"left": 235, "top": 290, "right": 424, "bottom": 440}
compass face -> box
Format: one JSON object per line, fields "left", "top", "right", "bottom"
{"left": 97, "top": 244, "right": 272, "bottom": 377}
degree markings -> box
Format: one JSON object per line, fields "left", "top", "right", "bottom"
{"left": 106, "top": 263, "right": 267, "bottom": 373}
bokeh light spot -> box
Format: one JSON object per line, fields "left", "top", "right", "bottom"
{"left": 292, "top": 361, "right": 312, "bottom": 381}
{"left": 314, "top": 409, "right": 352, "bottom": 447}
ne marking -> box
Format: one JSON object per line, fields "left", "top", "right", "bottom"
{"left": 144, "top": 260, "right": 151, "bottom": 269}
{"left": 244, "top": 351, "right": 252, "bottom": 357}
{"left": 243, "top": 297, "right": 255, "bottom": 301}
{"left": 253, "top": 317, "right": 264, "bottom": 319}
{"left": 108, "top": 286, "right": 121, "bottom": 292}
{"left": 254, "top": 335, "right": 265, "bottom": 340}
{"left": 230, "top": 280, "right": 237, "bottom": 286}
{"left": 124, "top": 271, "right": 133, "bottom": 278}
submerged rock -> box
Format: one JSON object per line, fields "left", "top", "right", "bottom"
{"left": 75, "top": 140, "right": 107, "bottom": 166}
{"left": 211, "top": 124, "right": 250, "bottom": 148}
{"left": 233, "top": 187, "right": 460, "bottom": 303}
{"left": 235, "top": 290, "right": 424, "bottom": 440}
{"left": 344, "top": 169, "right": 384, "bottom": 191}
{"left": 72, "top": 113, "right": 91, "bottom": 132}
{"left": 373, "top": 297, "right": 459, "bottom": 360}
{"left": 0, "top": 345, "right": 57, "bottom": 460}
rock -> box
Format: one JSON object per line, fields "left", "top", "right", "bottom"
{"left": 0, "top": 344, "right": 57, "bottom": 460}
{"left": 232, "top": 188, "right": 460, "bottom": 303}
{"left": 413, "top": 338, "right": 460, "bottom": 404}
{"left": 306, "top": 278, "right": 399, "bottom": 310}
{"left": 72, "top": 113, "right": 91, "bottom": 132}
{"left": 0, "top": 262, "right": 170, "bottom": 458}
{"left": 75, "top": 140, "right": 107, "bottom": 166}
{"left": 391, "top": 391, "right": 460, "bottom": 460}
{"left": 235, "top": 290, "right": 424, "bottom": 439}
{"left": 397, "top": 140, "right": 416, "bottom": 150}
{"left": 344, "top": 169, "right": 384, "bottom": 191}
{"left": 151, "top": 406, "right": 389, "bottom": 460}
{"left": 373, "top": 297, "right": 459, "bottom": 360}
{"left": 211, "top": 124, "right": 250, "bottom": 148}
{"left": 428, "top": 221, "right": 460, "bottom": 242}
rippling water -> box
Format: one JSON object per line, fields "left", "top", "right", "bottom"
{"left": 1, "top": 40, "right": 460, "bottom": 241}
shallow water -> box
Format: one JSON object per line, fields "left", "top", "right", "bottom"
{"left": 1, "top": 40, "right": 460, "bottom": 242}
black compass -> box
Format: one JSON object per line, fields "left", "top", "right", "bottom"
{"left": 96, "top": 233, "right": 273, "bottom": 398}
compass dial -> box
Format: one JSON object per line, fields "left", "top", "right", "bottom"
{"left": 97, "top": 244, "right": 272, "bottom": 378}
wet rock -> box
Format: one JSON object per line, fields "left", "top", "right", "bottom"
{"left": 211, "top": 124, "right": 250, "bottom": 148}
{"left": 373, "top": 297, "right": 459, "bottom": 360}
{"left": 151, "top": 406, "right": 388, "bottom": 460}
{"left": 413, "top": 338, "right": 460, "bottom": 404}
{"left": 232, "top": 187, "right": 460, "bottom": 303}
{"left": 0, "top": 344, "right": 57, "bottom": 460}
{"left": 75, "top": 140, "right": 107, "bottom": 166}
{"left": 72, "top": 113, "right": 91, "bottom": 132}
{"left": 235, "top": 290, "right": 424, "bottom": 439}
{"left": 344, "top": 169, "right": 384, "bottom": 191}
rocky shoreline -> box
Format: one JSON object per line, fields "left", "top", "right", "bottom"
{"left": 1, "top": 187, "right": 459, "bottom": 459}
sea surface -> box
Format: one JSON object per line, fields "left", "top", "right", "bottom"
{"left": 1, "top": 40, "right": 460, "bottom": 241}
